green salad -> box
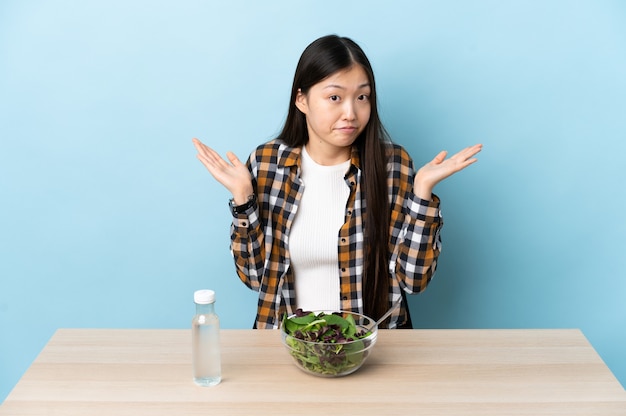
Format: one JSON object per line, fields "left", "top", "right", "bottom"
{"left": 282, "top": 309, "right": 373, "bottom": 376}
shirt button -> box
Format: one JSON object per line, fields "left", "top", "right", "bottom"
{"left": 346, "top": 210, "right": 352, "bottom": 216}
{"left": 341, "top": 268, "right": 346, "bottom": 272}
{"left": 241, "top": 221, "right": 248, "bottom": 227}
{"left": 341, "top": 238, "right": 346, "bottom": 243}
{"left": 342, "top": 296, "right": 348, "bottom": 301}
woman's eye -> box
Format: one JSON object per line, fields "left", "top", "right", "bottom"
{"left": 330, "top": 95, "right": 340, "bottom": 101}
{"left": 358, "top": 94, "right": 369, "bottom": 101}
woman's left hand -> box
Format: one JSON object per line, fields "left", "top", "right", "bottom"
{"left": 414, "top": 144, "right": 483, "bottom": 200}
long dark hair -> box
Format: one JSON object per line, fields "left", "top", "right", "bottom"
{"left": 277, "top": 35, "right": 391, "bottom": 323}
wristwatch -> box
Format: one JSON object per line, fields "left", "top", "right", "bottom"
{"left": 229, "top": 194, "right": 256, "bottom": 215}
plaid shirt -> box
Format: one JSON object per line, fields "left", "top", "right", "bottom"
{"left": 230, "top": 139, "right": 443, "bottom": 329}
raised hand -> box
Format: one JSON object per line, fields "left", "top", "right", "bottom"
{"left": 414, "top": 144, "right": 483, "bottom": 200}
{"left": 192, "top": 138, "right": 254, "bottom": 204}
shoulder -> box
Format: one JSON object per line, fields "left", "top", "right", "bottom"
{"left": 386, "top": 142, "right": 415, "bottom": 172}
{"left": 250, "top": 139, "right": 300, "bottom": 167}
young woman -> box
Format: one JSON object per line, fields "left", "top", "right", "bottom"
{"left": 193, "top": 35, "right": 482, "bottom": 329}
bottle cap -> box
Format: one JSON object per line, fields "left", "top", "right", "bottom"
{"left": 194, "top": 289, "right": 215, "bottom": 304}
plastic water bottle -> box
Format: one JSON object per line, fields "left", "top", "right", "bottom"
{"left": 192, "top": 289, "right": 221, "bottom": 386}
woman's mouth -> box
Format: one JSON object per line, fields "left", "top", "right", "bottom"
{"left": 337, "top": 126, "right": 358, "bottom": 134}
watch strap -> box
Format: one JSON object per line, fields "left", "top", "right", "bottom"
{"left": 229, "top": 194, "right": 256, "bottom": 215}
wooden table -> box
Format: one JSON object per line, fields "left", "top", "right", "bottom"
{"left": 1, "top": 329, "right": 625, "bottom": 415}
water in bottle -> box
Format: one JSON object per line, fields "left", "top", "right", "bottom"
{"left": 192, "top": 289, "right": 221, "bottom": 386}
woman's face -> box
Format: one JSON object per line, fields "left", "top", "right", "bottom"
{"left": 295, "top": 65, "right": 371, "bottom": 164}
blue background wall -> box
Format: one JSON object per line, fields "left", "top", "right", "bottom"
{"left": 1, "top": 0, "right": 625, "bottom": 401}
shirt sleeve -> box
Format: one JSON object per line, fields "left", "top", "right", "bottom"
{"left": 388, "top": 145, "right": 443, "bottom": 293}
{"left": 394, "top": 194, "right": 442, "bottom": 293}
{"left": 229, "top": 155, "right": 266, "bottom": 292}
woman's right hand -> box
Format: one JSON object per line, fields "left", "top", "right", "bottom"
{"left": 192, "top": 138, "right": 254, "bottom": 204}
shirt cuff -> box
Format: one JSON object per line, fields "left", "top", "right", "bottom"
{"left": 230, "top": 202, "right": 259, "bottom": 230}
{"left": 410, "top": 193, "right": 442, "bottom": 223}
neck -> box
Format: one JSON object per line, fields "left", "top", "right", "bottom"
{"left": 304, "top": 142, "right": 351, "bottom": 166}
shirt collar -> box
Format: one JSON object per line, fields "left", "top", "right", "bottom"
{"left": 278, "top": 144, "right": 301, "bottom": 168}
{"left": 349, "top": 145, "right": 362, "bottom": 170}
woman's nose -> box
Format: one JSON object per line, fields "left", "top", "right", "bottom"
{"left": 342, "top": 102, "right": 356, "bottom": 120}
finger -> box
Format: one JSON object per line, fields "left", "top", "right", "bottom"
{"left": 226, "top": 151, "right": 244, "bottom": 167}
{"left": 456, "top": 154, "right": 480, "bottom": 171}
{"left": 451, "top": 144, "right": 482, "bottom": 162}
{"left": 192, "top": 138, "right": 214, "bottom": 159}
{"left": 463, "top": 157, "right": 479, "bottom": 167}
{"left": 196, "top": 145, "right": 219, "bottom": 166}
{"left": 196, "top": 146, "right": 234, "bottom": 173}
{"left": 432, "top": 150, "right": 448, "bottom": 165}
{"left": 196, "top": 152, "right": 223, "bottom": 172}
{"left": 192, "top": 137, "right": 211, "bottom": 153}
{"left": 193, "top": 138, "right": 227, "bottom": 163}
{"left": 464, "top": 143, "right": 483, "bottom": 157}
